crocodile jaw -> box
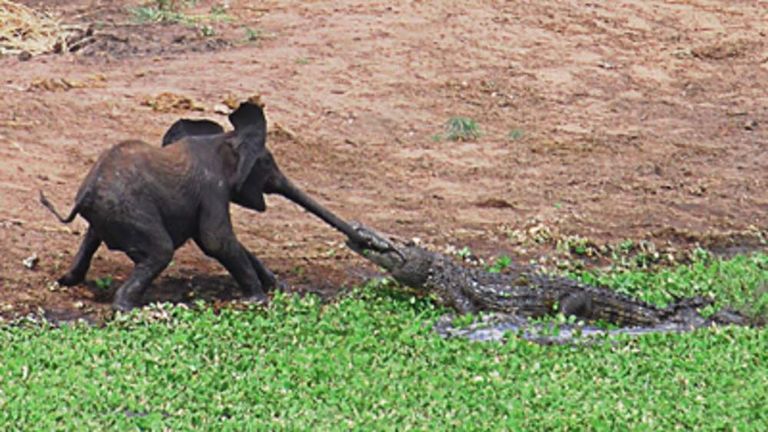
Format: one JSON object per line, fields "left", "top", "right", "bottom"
{"left": 346, "top": 223, "right": 432, "bottom": 288}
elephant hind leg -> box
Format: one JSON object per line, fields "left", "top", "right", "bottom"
{"left": 112, "top": 231, "right": 174, "bottom": 312}
{"left": 58, "top": 226, "right": 102, "bottom": 286}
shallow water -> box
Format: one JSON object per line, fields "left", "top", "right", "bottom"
{"left": 433, "top": 313, "right": 699, "bottom": 345}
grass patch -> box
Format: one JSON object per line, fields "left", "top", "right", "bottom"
{"left": 443, "top": 116, "right": 481, "bottom": 141}
{"left": 130, "top": 1, "right": 191, "bottom": 25}
{"left": 243, "top": 27, "right": 261, "bottom": 42}
{"left": 129, "top": 0, "right": 230, "bottom": 37}
{"left": 93, "top": 275, "right": 113, "bottom": 290}
{"left": 1, "top": 254, "right": 767, "bottom": 429}
{"left": 487, "top": 255, "right": 513, "bottom": 273}
{"left": 570, "top": 252, "right": 768, "bottom": 322}
{"left": 507, "top": 128, "right": 525, "bottom": 141}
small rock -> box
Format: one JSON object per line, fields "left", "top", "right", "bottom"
{"left": 18, "top": 51, "right": 32, "bottom": 61}
{"left": 22, "top": 254, "right": 38, "bottom": 270}
{"left": 744, "top": 119, "right": 758, "bottom": 131}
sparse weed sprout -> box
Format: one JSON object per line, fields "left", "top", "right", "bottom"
{"left": 130, "top": 0, "right": 229, "bottom": 36}
{"left": 94, "top": 275, "right": 113, "bottom": 290}
{"left": 199, "top": 25, "right": 215, "bottom": 37}
{"left": 456, "top": 246, "right": 473, "bottom": 259}
{"left": 209, "top": 5, "right": 230, "bottom": 20}
{"left": 131, "top": 0, "right": 189, "bottom": 24}
{"left": 445, "top": 116, "right": 481, "bottom": 141}
{"left": 488, "top": 255, "right": 513, "bottom": 273}
{"left": 244, "top": 27, "right": 262, "bottom": 42}
{"left": 507, "top": 128, "right": 525, "bottom": 140}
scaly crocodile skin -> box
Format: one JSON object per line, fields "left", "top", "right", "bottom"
{"left": 348, "top": 223, "right": 746, "bottom": 329}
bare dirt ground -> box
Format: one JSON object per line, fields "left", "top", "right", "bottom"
{"left": 1, "top": 0, "right": 767, "bottom": 322}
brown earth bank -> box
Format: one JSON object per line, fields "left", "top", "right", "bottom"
{"left": 1, "top": 0, "right": 767, "bottom": 322}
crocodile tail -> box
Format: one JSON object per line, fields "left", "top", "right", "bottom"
{"left": 665, "top": 297, "right": 754, "bottom": 327}
{"left": 667, "top": 296, "right": 714, "bottom": 311}
{"left": 708, "top": 308, "right": 752, "bottom": 326}
{"left": 659, "top": 296, "right": 713, "bottom": 325}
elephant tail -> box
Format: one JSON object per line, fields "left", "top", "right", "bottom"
{"left": 39, "top": 190, "right": 79, "bottom": 224}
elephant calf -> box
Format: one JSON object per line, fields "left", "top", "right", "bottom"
{"left": 41, "top": 102, "right": 278, "bottom": 311}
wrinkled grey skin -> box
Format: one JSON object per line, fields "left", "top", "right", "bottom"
{"left": 347, "top": 223, "right": 749, "bottom": 343}
{"left": 40, "top": 103, "right": 280, "bottom": 311}
{"left": 160, "top": 114, "right": 386, "bottom": 249}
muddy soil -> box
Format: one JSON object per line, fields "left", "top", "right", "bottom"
{"left": 1, "top": 0, "right": 766, "bottom": 322}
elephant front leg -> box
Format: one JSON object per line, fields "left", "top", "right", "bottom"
{"left": 194, "top": 236, "right": 268, "bottom": 304}
{"left": 244, "top": 250, "right": 282, "bottom": 292}
{"left": 58, "top": 226, "right": 102, "bottom": 286}
{"left": 195, "top": 204, "right": 268, "bottom": 303}
{"left": 216, "top": 242, "right": 268, "bottom": 303}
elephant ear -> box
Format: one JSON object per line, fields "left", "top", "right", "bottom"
{"left": 161, "top": 119, "right": 225, "bottom": 147}
{"left": 228, "top": 100, "right": 265, "bottom": 132}
{"left": 227, "top": 102, "right": 270, "bottom": 210}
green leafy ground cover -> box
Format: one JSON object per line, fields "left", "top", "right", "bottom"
{"left": 1, "top": 254, "right": 767, "bottom": 430}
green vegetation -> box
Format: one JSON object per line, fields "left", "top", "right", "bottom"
{"left": 456, "top": 245, "right": 474, "bottom": 259}
{"left": 130, "top": 1, "right": 230, "bottom": 37}
{"left": 444, "top": 116, "right": 481, "bottom": 141}
{"left": 198, "top": 24, "right": 215, "bottom": 37}
{"left": 507, "top": 128, "right": 525, "bottom": 141}
{"left": 243, "top": 27, "right": 262, "bottom": 42}
{"left": 1, "top": 254, "right": 767, "bottom": 429}
{"left": 487, "top": 255, "right": 513, "bottom": 273}
{"left": 130, "top": 1, "right": 193, "bottom": 24}
{"left": 94, "top": 275, "right": 113, "bottom": 290}
{"left": 571, "top": 251, "right": 768, "bottom": 323}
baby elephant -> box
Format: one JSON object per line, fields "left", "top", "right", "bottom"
{"left": 40, "top": 102, "right": 276, "bottom": 311}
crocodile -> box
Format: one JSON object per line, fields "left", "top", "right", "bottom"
{"left": 348, "top": 223, "right": 748, "bottom": 332}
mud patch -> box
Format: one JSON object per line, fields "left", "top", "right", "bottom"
{"left": 692, "top": 39, "right": 753, "bottom": 61}
{"left": 67, "top": 25, "right": 230, "bottom": 59}
{"left": 44, "top": 21, "right": 231, "bottom": 59}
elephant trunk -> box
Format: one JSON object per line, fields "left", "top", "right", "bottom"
{"left": 266, "top": 172, "right": 371, "bottom": 245}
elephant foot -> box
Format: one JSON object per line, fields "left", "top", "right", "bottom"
{"left": 111, "top": 300, "right": 137, "bottom": 313}
{"left": 112, "top": 291, "right": 142, "bottom": 312}
{"left": 273, "top": 279, "right": 289, "bottom": 292}
{"left": 242, "top": 292, "right": 268, "bottom": 306}
{"left": 263, "top": 276, "right": 289, "bottom": 293}
{"left": 259, "top": 272, "right": 278, "bottom": 292}
{"left": 58, "top": 272, "right": 84, "bottom": 287}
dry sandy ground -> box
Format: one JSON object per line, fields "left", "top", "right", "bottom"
{"left": 1, "top": 0, "right": 766, "bottom": 321}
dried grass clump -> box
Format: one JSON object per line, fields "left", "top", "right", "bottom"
{"left": 0, "top": 0, "right": 69, "bottom": 56}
